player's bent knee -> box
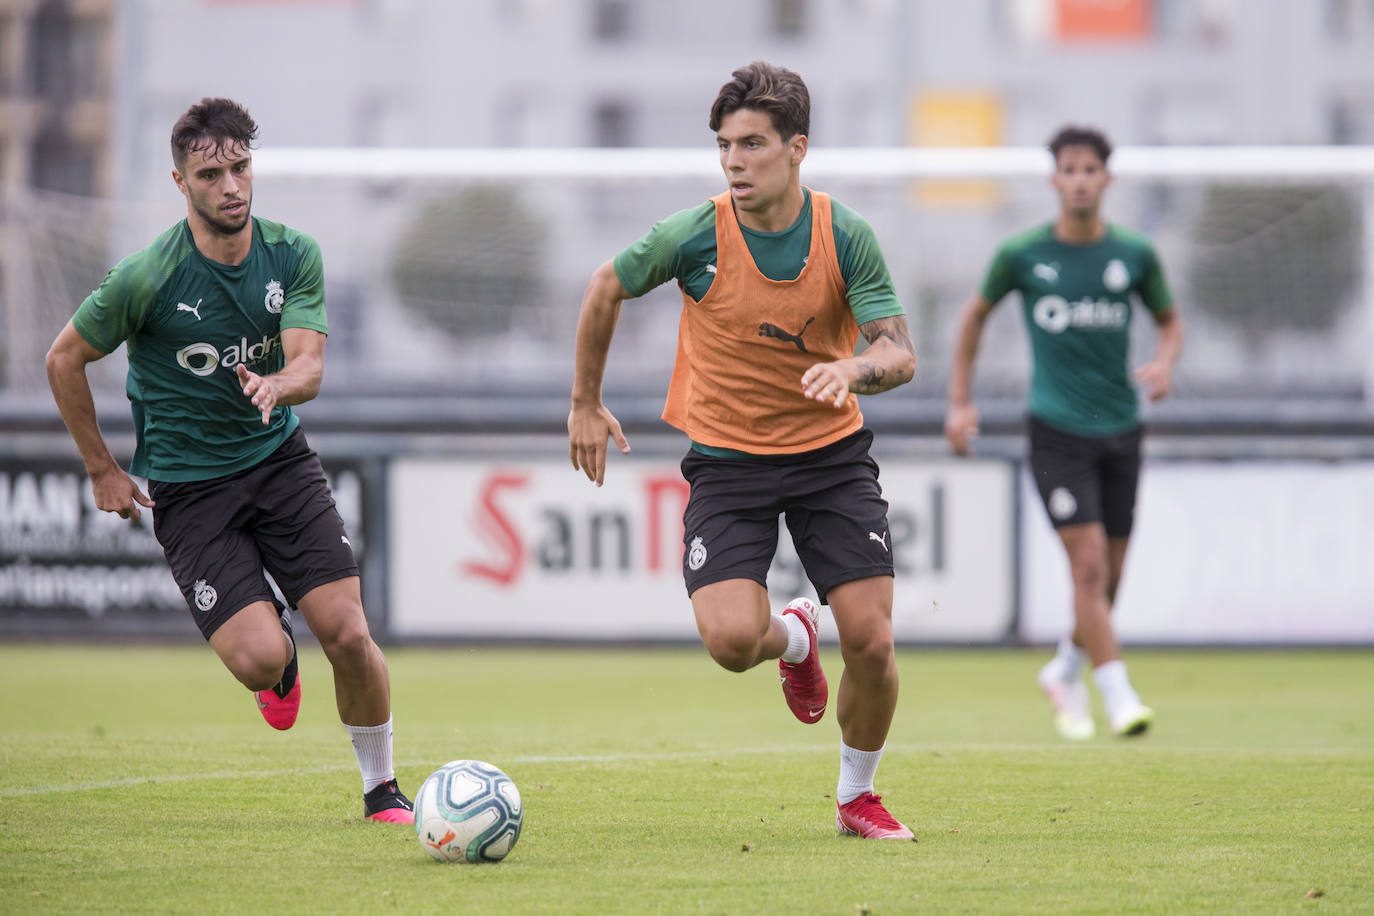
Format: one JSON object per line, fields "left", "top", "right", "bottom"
{"left": 701, "top": 630, "right": 761, "bottom": 672}
{"left": 223, "top": 649, "right": 287, "bottom": 692}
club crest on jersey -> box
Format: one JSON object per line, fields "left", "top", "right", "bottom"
{"left": 1103, "top": 259, "right": 1130, "bottom": 292}
{"left": 264, "top": 279, "right": 284, "bottom": 314}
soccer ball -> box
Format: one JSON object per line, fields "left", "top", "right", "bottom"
{"left": 414, "top": 759, "right": 523, "bottom": 863}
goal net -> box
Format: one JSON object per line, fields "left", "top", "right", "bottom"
{"left": 5, "top": 147, "right": 1372, "bottom": 427}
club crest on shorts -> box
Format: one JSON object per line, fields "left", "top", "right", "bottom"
{"left": 1048, "top": 487, "right": 1078, "bottom": 521}
{"left": 687, "top": 535, "right": 708, "bottom": 571}
{"left": 264, "top": 279, "right": 284, "bottom": 314}
{"left": 193, "top": 579, "right": 218, "bottom": 612}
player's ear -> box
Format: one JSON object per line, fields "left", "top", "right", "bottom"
{"left": 790, "top": 133, "right": 807, "bottom": 166}
{"left": 172, "top": 168, "right": 188, "bottom": 197}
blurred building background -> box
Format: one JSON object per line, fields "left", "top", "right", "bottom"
{"left": 4, "top": 0, "right": 1374, "bottom": 643}
{"left": 3, "top": 0, "right": 1374, "bottom": 432}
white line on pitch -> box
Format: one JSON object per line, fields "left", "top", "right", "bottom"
{"left": 3, "top": 742, "right": 1367, "bottom": 798}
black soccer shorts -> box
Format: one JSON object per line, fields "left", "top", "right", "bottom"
{"left": 149, "top": 427, "right": 359, "bottom": 638}
{"left": 678, "top": 428, "right": 894, "bottom": 604}
{"left": 1028, "top": 415, "right": 1143, "bottom": 538}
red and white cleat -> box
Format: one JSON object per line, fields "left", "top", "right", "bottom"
{"left": 778, "top": 597, "right": 828, "bottom": 724}
{"left": 836, "top": 793, "right": 915, "bottom": 840}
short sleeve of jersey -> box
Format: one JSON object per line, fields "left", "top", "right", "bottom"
{"left": 279, "top": 231, "right": 328, "bottom": 333}
{"left": 979, "top": 243, "right": 1018, "bottom": 305}
{"left": 72, "top": 252, "right": 161, "bottom": 353}
{"left": 1138, "top": 242, "right": 1173, "bottom": 313}
{"left": 613, "top": 202, "right": 715, "bottom": 298}
{"left": 830, "top": 199, "right": 903, "bottom": 325}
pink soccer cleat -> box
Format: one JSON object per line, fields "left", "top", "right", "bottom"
{"left": 836, "top": 793, "right": 915, "bottom": 840}
{"left": 779, "top": 597, "right": 828, "bottom": 724}
{"left": 363, "top": 778, "right": 414, "bottom": 824}
{"left": 254, "top": 677, "right": 301, "bottom": 731}
{"left": 255, "top": 608, "right": 300, "bottom": 730}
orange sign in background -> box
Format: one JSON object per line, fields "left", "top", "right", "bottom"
{"left": 1054, "top": 0, "right": 1152, "bottom": 40}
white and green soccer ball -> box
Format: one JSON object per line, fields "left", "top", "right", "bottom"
{"left": 414, "top": 759, "right": 523, "bottom": 863}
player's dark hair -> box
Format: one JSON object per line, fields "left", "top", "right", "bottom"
{"left": 1048, "top": 125, "right": 1112, "bottom": 165}
{"left": 709, "top": 61, "right": 810, "bottom": 141}
{"left": 171, "top": 97, "right": 259, "bottom": 169}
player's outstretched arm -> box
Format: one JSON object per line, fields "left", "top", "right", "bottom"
{"left": 945, "top": 295, "right": 994, "bottom": 456}
{"left": 46, "top": 320, "right": 154, "bottom": 521}
{"left": 800, "top": 314, "right": 916, "bottom": 408}
{"left": 235, "top": 327, "right": 325, "bottom": 424}
{"left": 569, "top": 259, "right": 633, "bottom": 487}
{"left": 1133, "top": 306, "right": 1184, "bottom": 401}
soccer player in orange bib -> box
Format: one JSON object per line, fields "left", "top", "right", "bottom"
{"left": 569, "top": 62, "right": 917, "bottom": 839}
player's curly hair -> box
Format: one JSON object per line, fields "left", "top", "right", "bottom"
{"left": 1048, "top": 125, "right": 1112, "bottom": 164}
{"left": 171, "top": 98, "right": 259, "bottom": 169}
{"left": 709, "top": 61, "right": 810, "bottom": 141}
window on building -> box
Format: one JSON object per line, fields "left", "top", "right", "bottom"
{"left": 773, "top": 0, "right": 807, "bottom": 36}
{"left": 1329, "top": 95, "right": 1374, "bottom": 144}
{"left": 31, "top": 131, "right": 95, "bottom": 195}
{"left": 0, "top": 16, "right": 14, "bottom": 96}
{"left": 1324, "top": 0, "right": 1374, "bottom": 40}
{"left": 1155, "top": 0, "right": 1237, "bottom": 44}
{"left": 30, "top": 0, "right": 75, "bottom": 100}
{"left": 591, "top": 99, "right": 633, "bottom": 147}
{"left": 591, "top": 0, "right": 631, "bottom": 40}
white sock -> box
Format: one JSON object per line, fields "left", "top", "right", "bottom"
{"left": 1056, "top": 636, "right": 1085, "bottom": 681}
{"left": 346, "top": 717, "right": 395, "bottom": 793}
{"left": 779, "top": 612, "right": 810, "bottom": 664}
{"left": 1092, "top": 660, "right": 1141, "bottom": 717}
{"left": 837, "top": 742, "right": 884, "bottom": 805}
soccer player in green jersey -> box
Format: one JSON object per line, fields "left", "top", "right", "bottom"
{"left": 945, "top": 125, "right": 1184, "bottom": 740}
{"left": 45, "top": 98, "right": 413, "bottom": 822}
{"left": 569, "top": 62, "right": 918, "bottom": 839}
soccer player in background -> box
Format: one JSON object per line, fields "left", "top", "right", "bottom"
{"left": 944, "top": 125, "right": 1184, "bottom": 740}
{"left": 569, "top": 62, "right": 918, "bottom": 839}
{"left": 45, "top": 98, "right": 413, "bottom": 823}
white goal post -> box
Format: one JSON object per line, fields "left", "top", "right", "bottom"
{"left": 253, "top": 145, "right": 1374, "bottom": 180}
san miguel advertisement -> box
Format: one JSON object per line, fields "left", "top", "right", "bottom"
{"left": 0, "top": 457, "right": 367, "bottom": 638}
{"left": 387, "top": 456, "right": 1015, "bottom": 643}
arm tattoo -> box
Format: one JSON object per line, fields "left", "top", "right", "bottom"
{"left": 852, "top": 316, "right": 916, "bottom": 393}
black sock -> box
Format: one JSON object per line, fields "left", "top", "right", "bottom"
{"left": 272, "top": 628, "right": 298, "bottom": 699}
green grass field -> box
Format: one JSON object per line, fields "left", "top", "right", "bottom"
{"left": 1, "top": 644, "right": 1370, "bottom": 914}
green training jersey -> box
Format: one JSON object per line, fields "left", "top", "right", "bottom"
{"left": 981, "top": 222, "right": 1173, "bottom": 436}
{"left": 613, "top": 188, "right": 904, "bottom": 326}
{"left": 73, "top": 217, "right": 327, "bottom": 482}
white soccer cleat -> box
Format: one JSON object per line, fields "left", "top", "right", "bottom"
{"left": 1109, "top": 701, "right": 1155, "bottom": 737}
{"left": 1038, "top": 663, "right": 1096, "bottom": 741}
